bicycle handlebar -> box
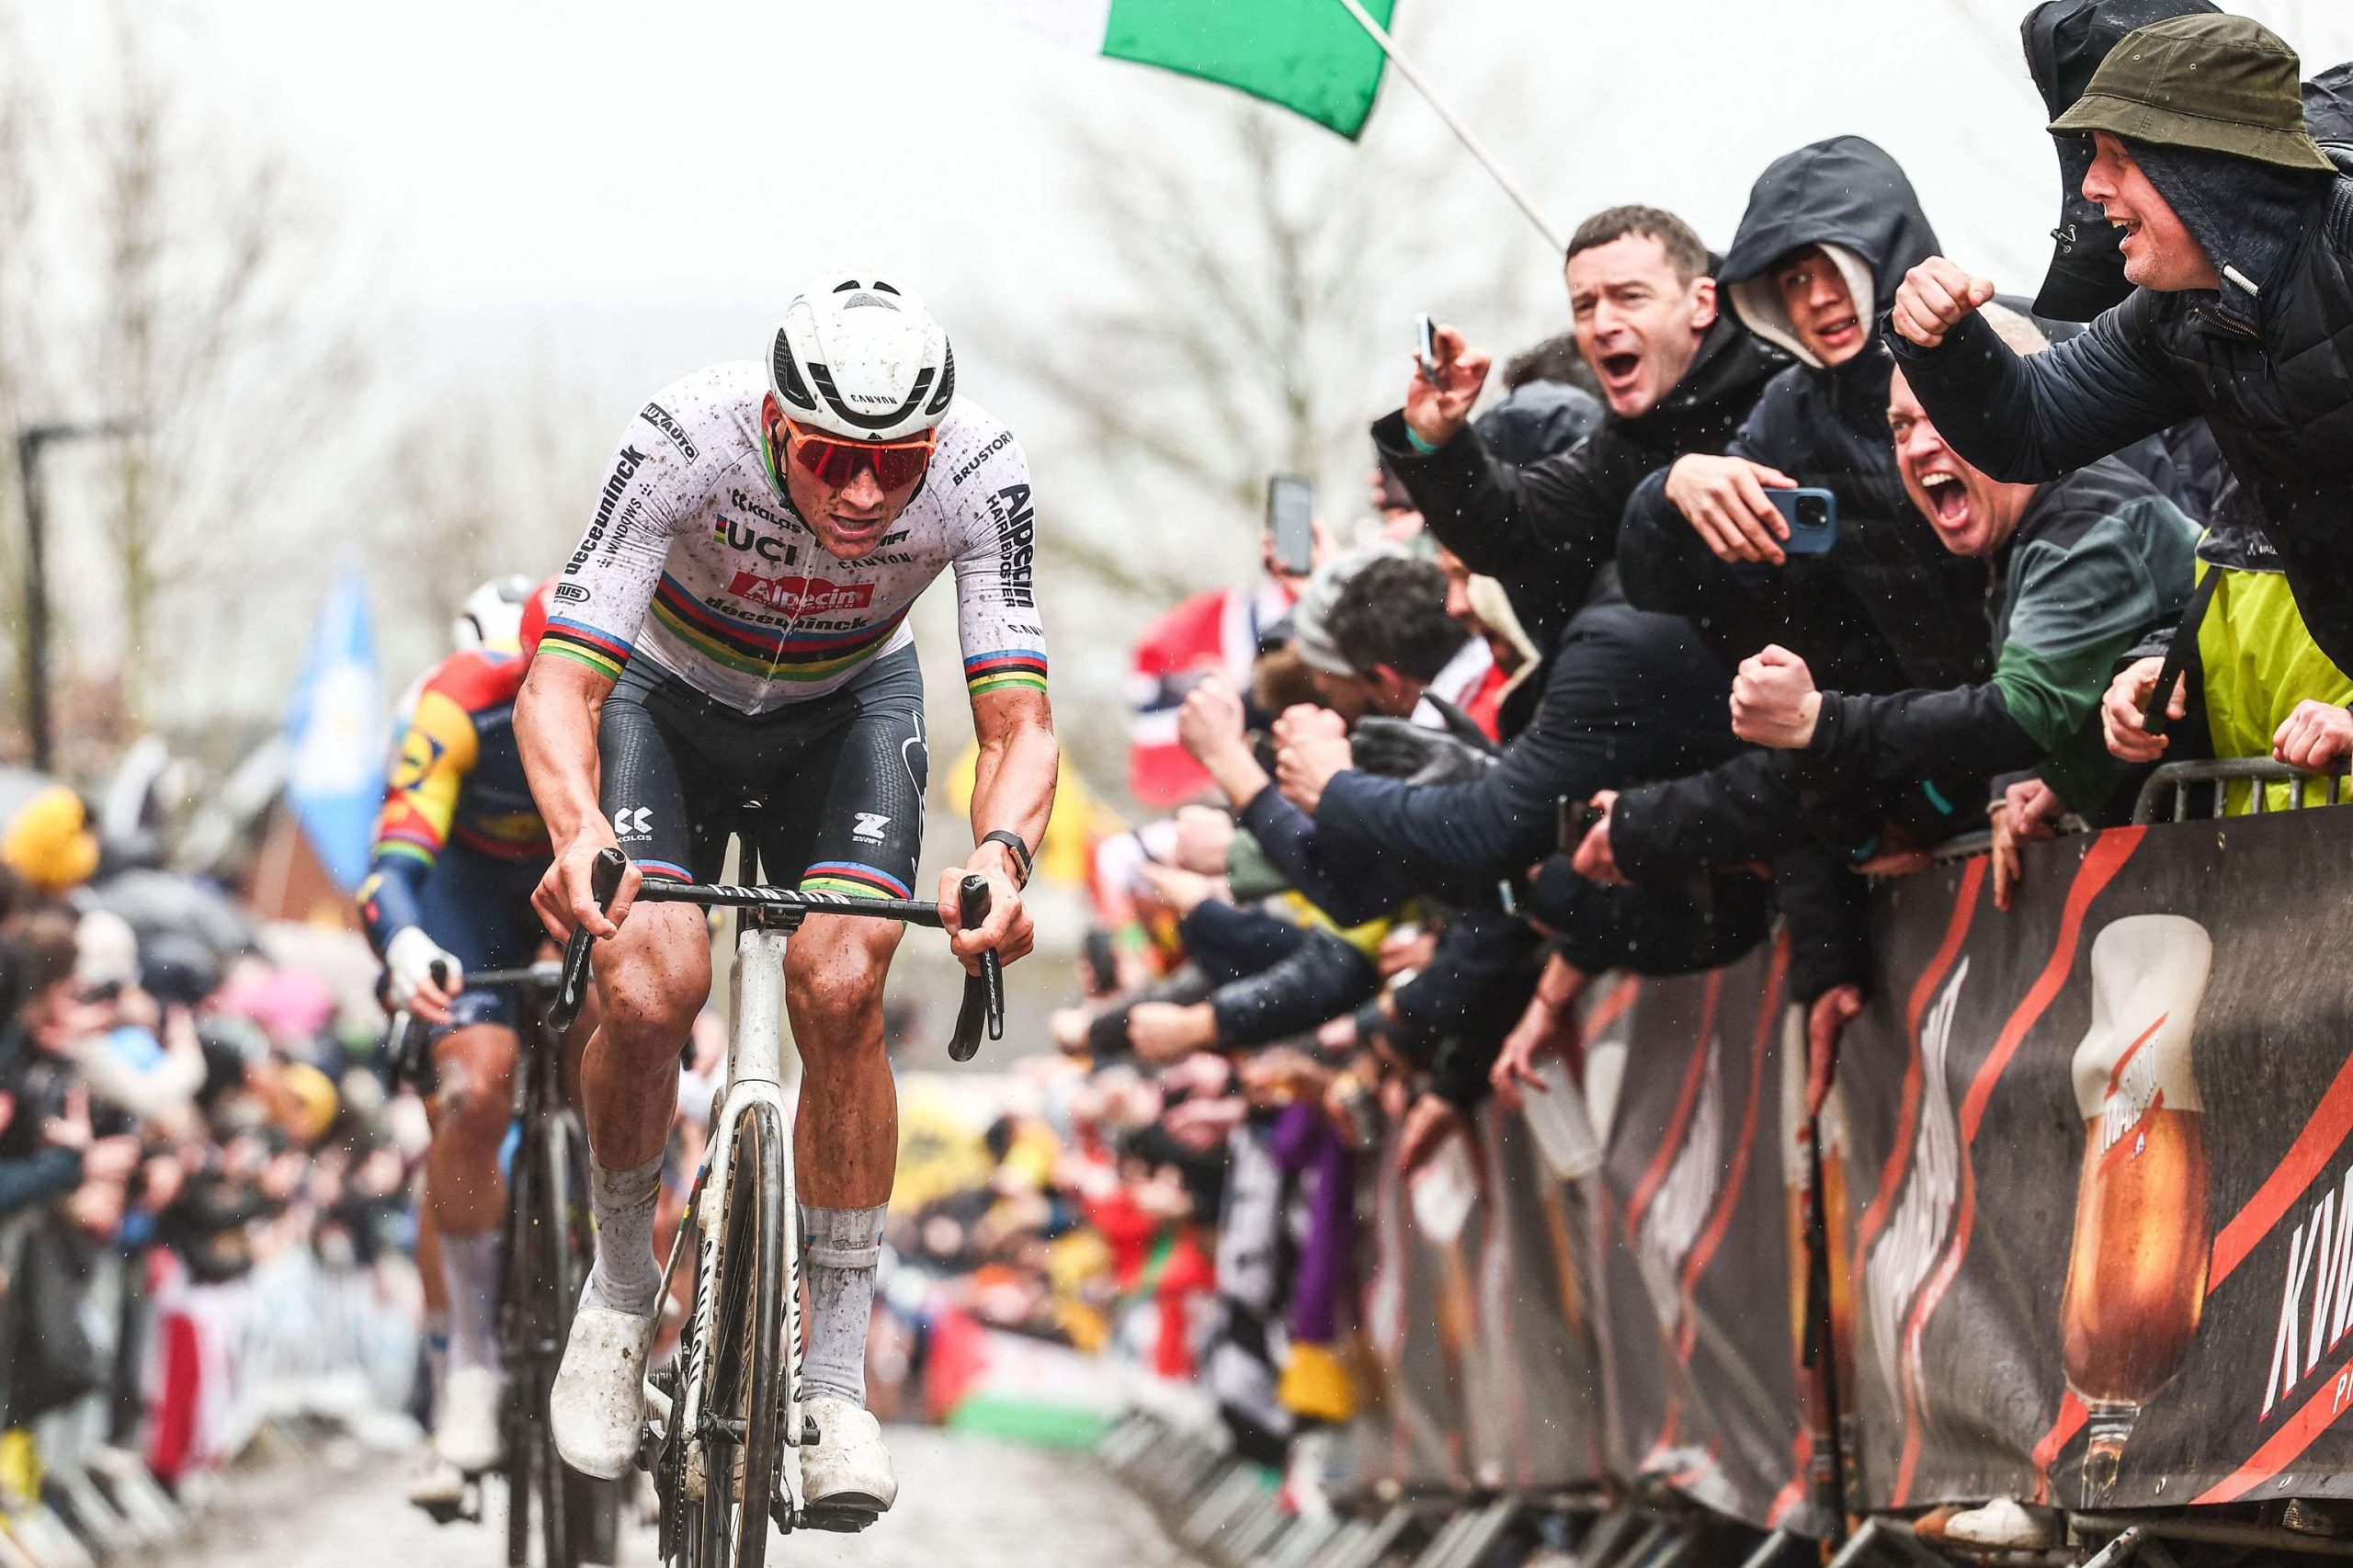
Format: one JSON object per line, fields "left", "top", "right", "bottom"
{"left": 385, "top": 961, "right": 573, "bottom": 1092}
{"left": 545, "top": 848, "right": 1006, "bottom": 1059}
{"left": 548, "top": 850, "right": 628, "bottom": 1035}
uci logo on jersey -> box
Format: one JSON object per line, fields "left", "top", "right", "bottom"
{"left": 712, "top": 517, "right": 797, "bottom": 565}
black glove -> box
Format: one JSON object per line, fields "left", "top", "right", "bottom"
{"left": 1351, "top": 716, "right": 1498, "bottom": 786}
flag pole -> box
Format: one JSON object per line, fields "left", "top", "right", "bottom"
{"left": 1329, "top": 0, "right": 1565, "bottom": 254}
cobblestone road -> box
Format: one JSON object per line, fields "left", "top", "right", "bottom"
{"left": 172, "top": 1426, "right": 1206, "bottom": 1568}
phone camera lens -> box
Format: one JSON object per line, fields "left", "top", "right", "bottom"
{"left": 1798, "top": 496, "right": 1827, "bottom": 528}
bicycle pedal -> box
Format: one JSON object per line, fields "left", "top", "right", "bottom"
{"left": 797, "top": 1501, "right": 881, "bottom": 1534}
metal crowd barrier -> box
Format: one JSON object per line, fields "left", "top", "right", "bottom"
{"left": 2131, "top": 756, "right": 2353, "bottom": 824}
{"left": 0, "top": 1214, "right": 420, "bottom": 1566}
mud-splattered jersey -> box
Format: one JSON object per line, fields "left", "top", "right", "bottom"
{"left": 538, "top": 362, "right": 1049, "bottom": 716}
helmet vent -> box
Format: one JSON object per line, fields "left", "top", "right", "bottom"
{"left": 926, "top": 343, "right": 957, "bottom": 417}
{"left": 839, "top": 291, "right": 900, "bottom": 312}
{"left": 771, "top": 329, "right": 816, "bottom": 410}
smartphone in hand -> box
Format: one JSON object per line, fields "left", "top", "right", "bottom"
{"left": 1558, "top": 795, "right": 1603, "bottom": 852}
{"left": 1267, "top": 474, "right": 1316, "bottom": 574}
{"left": 1414, "top": 312, "right": 1438, "bottom": 381}
{"left": 1765, "top": 487, "right": 1838, "bottom": 555}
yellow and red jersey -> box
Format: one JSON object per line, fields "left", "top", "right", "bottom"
{"left": 357, "top": 649, "right": 550, "bottom": 951}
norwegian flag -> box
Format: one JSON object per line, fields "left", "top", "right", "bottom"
{"left": 1126, "top": 583, "right": 1290, "bottom": 807}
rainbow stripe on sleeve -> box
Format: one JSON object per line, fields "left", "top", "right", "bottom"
{"left": 540, "top": 617, "right": 634, "bottom": 680}
{"left": 963, "top": 648, "right": 1048, "bottom": 698}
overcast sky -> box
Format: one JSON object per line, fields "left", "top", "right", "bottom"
{"left": 17, "top": 0, "right": 2352, "bottom": 747}
{"left": 72, "top": 0, "right": 2346, "bottom": 409}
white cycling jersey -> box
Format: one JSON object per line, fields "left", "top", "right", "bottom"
{"left": 540, "top": 361, "right": 1047, "bottom": 715}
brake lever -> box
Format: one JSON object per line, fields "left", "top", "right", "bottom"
{"left": 386, "top": 1008, "right": 426, "bottom": 1091}
{"left": 949, "top": 872, "right": 1005, "bottom": 1062}
{"left": 549, "top": 847, "right": 630, "bottom": 1034}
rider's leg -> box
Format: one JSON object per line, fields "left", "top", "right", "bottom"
{"left": 426, "top": 1025, "right": 518, "bottom": 1365}
{"left": 415, "top": 1187, "right": 448, "bottom": 1392}
{"left": 551, "top": 901, "right": 709, "bottom": 1481}
{"left": 422, "top": 1022, "right": 517, "bottom": 1473}
{"left": 579, "top": 902, "right": 710, "bottom": 1317}
{"left": 785, "top": 912, "right": 905, "bottom": 1409}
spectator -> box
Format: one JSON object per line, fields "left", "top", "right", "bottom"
{"left": 1310, "top": 554, "right": 1488, "bottom": 728}
{"left": 2100, "top": 503, "right": 2353, "bottom": 810}
{"left": 0, "top": 772, "right": 100, "bottom": 902}
{"left": 2020, "top": 0, "right": 2223, "bottom": 324}
{"left": 1375, "top": 206, "right": 1788, "bottom": 646}
{"left": 1477, "top": 347, "right": 1604, "bottom": 471}
{"left": 1500, "top": 330, "right": 1604, "bottom": 403}
{"left": 0, "top": 913, "right": 142, "bottom": 1228}
{"left": 1620, "top": 136, "right": 1990, "bottom": 694}
{"left": 1890, "top": 15, "right": 2353, "bottom": 669}
{"left": 1275, "top": 562, "right": 1744, "bottom": 923}
{"left": 1436, "top": 549, "right": 1542, "bottom": 740}
{"left": 1725, "top": 340, "right": 2200, "bottom": 877}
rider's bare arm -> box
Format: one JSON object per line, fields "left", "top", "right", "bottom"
{"left": 945, "top": 686, "right": 1056, "bottom": 969}
{"left": 517, "top": 654, "right": 639, "bottom": 938}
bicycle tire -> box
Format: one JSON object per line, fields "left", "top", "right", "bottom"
{"left": 550, "top": 1114, "right": 625, "bottom": 1568}
{"left": 535, "top": 1115, "right": 589, "bottom": 1568}
{"left": 499, "top": 1124, "right": 550, "bottom": 1567}
{"left": 503, "top": 1110, "right": 602, "bottom": 1568}
{"left": 681, "top": 1104, "right": 789, "bottom": 1568}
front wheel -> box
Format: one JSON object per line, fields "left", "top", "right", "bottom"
{"left": 677, "top": 1104, "right": 790, "bottom": 1568}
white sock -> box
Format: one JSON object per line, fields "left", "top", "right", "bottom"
{"left": 440, "top": 1231, "right": 504, "bottom": 1372}
{"left": 799, "top": 1203, "right": 886, "bottom": 1407}
{"left": 585, "top": 1153, "right": 665, "bottom": 1318}
{"left": 422, "top": 1309, "right": 449, "bottom": 1418}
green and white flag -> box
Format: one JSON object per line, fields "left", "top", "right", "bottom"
{"left": 989, "top": 0, "right": 1398, "bottom": 139}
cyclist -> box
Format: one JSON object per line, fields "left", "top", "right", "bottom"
{"left": 358, "top": 578, "right": 558, "bottom": 1499}
{"left": 518, "top": 273, "right": 1055, "bottom": 1521}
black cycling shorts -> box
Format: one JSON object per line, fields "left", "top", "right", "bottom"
{"left": 598, "top": 646, "right": 927, "bottom": 900}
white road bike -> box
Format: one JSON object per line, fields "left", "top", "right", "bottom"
{"left": 550, "top": 844, "right": 1001, "bottom": 1567}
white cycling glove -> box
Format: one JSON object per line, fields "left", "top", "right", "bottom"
{"left": 385, "top": 926, "right": 461, "bottom": 1007}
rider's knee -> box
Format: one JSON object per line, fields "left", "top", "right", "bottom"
{"left": 785, "top": 921, "right": 899, "bottom": 1042}
{"left": 434, "top": 1027, "right": 517, "bottom": 1143}
{"left": 594, "top": 913, "right": 710, "bottom": 1061}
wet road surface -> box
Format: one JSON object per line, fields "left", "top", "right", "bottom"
{"left": 171, "top": 1425, "right": 1206, "bottom": 1568}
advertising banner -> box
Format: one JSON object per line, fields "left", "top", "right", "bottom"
{"left": 1343, "top": 1097, "right": 1608, "bottom": 1496}
{"left": 1576, "top": 941, "right": 1818, "bottom": 1531}
{"left": 1836, "top": 811, "right": 2353, "bottom": 1510}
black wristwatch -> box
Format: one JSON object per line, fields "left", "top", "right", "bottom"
{"left": 980, "top": 829, "right": 1034, "bottom": 887}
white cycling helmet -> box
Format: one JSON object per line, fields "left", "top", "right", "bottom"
{"left": 453, "top": 574, "right": 534, "bottom": 654}
{"left": 767, "top": 273, "right": 956, "bottom": 442}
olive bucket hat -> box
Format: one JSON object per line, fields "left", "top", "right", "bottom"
{"left": 2050, "top": 13, "right": 2334, "bottom": 171}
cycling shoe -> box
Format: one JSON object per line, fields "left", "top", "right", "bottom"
{"left": 404, "top": 1453, "right": 469, "bottom": 1514}
{"left": 551, "top": 1304, "right": 655, "bottom": 1481}
{"left": 799, "top": 1396, "right": 896, "bottom": 1521}
{"left": 435, "top": 1365, "right": 505, "bottom": 1473}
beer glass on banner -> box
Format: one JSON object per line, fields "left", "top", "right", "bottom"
{"left": 2058, "top": 915, "right": 2214, "bottom": 1501}
{"left": 1779, "top": 1006, "right": 1856, "bottom": 1513}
